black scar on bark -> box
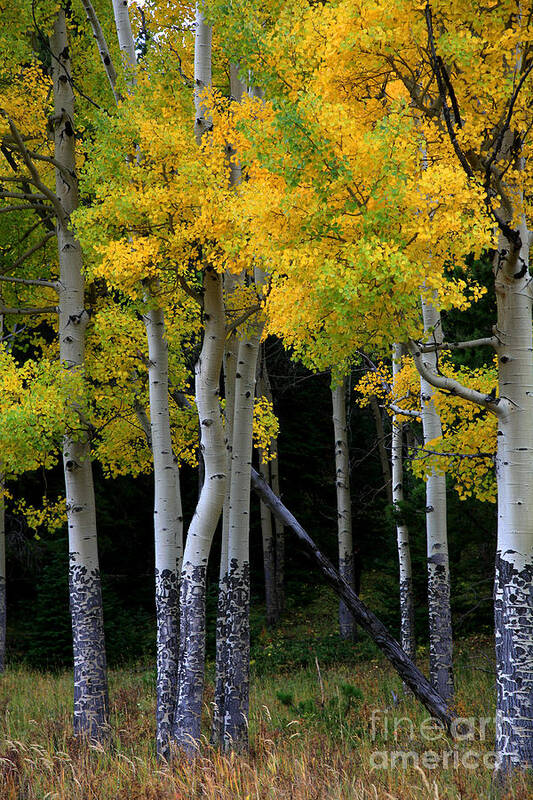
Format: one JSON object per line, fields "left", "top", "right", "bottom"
{"left": 223, "top": 559, "right": 251, "bottom": 752}
{"left": 172, "top": 563, "right": 208, "bottom": 758}
{"left": 155, "top": 567, "right": 180, "bottom": 760}
{"left": 69, "top": 564, "right": 109, "bottom": 742}
{"left": 494, "top": 553, "right": 533, "bottom": 775}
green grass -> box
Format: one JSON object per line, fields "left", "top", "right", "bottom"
{"left": 0, "top": 628, "right": 531, "bottom": 799}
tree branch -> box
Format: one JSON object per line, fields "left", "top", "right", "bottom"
{"left": 389, "top": 403, "right": 420, "bottom": 419}
{"left": 225, "top": 303, "right": 261, "bottom": 335}
{"left": 424, "top": 3, "right": 473, "bottom": 179}
{"left": 409, "top": 339, "right": 503, "bottom": 416}
{"left": 0, "top": 111, "right": 66, "bottom": 227}
{"left": 0, "top": 305, "right": 58, "bottom": 316}
{"left": 80, "top": 0, "right": 121, "bottom": 103}
{"left": 4, "top": 231, "right": 56, "bottom": 271}
{"left": 0, "top": 273, "right": 58, "bottom": 290}
{"left": 416, "top": 335, "right": 498, "bottom": 353}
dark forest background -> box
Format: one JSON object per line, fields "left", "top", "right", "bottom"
{"left": 3, "top": 257, "right": 497, "bottom": 672}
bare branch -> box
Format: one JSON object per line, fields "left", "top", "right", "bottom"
{"left": 0, "top": 203, "right": 52, "bottom": 214}
{"left": 0, "top": 305, "right": 58, "bottom": 316}
{"left": 225, "top": 304, "right": 261, "bottom": 335}
{"left": 8, "top": 231, "right": 56, "bottom": 270}
{"left": 409, "top": 339, "right": 503, "bottom": 416}
{"left": 0, "top": 273, "right": 58, "bottom": 290}
{"left": 0, "top": 111, "right": 66, "bottom": 227}
{"left": 416, "top": 335, "right": 498, "bottom": 353}
{"left": 389, "top": 403, "right": 420, "bottom": 419}
{"left": 176, "top": 274, "right": 203, "bottom": 304}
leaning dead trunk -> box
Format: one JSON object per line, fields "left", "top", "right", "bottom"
{"left": 331, "top": 376, "right": 357, "bottom": 640}
{"left": 250, "top": 468, "right": 453, "bottom": 730}
{"left": 392, "top": 343, "right": 415, "bottom": 665}
{"left": 419, "top": 297, "right": 453, "bottom": 703}
{"left": 173, "top": 268, "right": 226, "bottom": 756}
{"left": 51, "top": 11, "right": 109, "bottom": 740}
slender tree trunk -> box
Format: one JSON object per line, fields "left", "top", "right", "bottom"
{"left": 270, "top": 439, "right": 285, "bottom": 614}
{"left": 144, "top": 306, "right": 183, "bottom": 759}
{"left": 493, "top": 223, "right": 533, "bottom": 774}
{"left": 419, "top": 298, "right": 454, "bottom": 703}
{"left": 173, "top": 268, "right": 226, "bottom": 757}
{"left": 392, "top": 344, "right": 415, "bottom": 666}
{"left": 223, "top": 293, "right": 265, "bottom": 752}
{"left": 370, "top": 394, "right": 393, "bottom": 503}
{"left": 109, "top": 1, "right": 184, "bottom": 758}
{"left": 51, "top": 11, "right": 109, "bottom": 741}
{"left": 259, "top": 348, "right": 285, "bottom": 613}
{"left": 211, "top": 307, "right": 237, "bottom": 747}
{"left": 250, "top": 468, "right": 454, "bottom": 730}
{"left": 331, "top": 376, "right": 357, "bottom": 640}
{"left": 258, "top": 455, "right": 278, "bottom": 627}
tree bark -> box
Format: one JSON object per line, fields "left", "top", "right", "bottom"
{"left": 211, "top": 302, "right": 237, "bottom": 747}
{"left": 419, "top": 297, "right": 454, "bottom": 703}
{"left": 108, "top": 1, "right": 184, "bottom": 758}
{"left": 331, "top": 376, "right": 357, "bottom": 640}
{"left": 223, "top": 296, "right": 265, "bottom": 752}
{"left": 144, "top": 306, "right": 183, "bottom": 759}
{"left": 493, "top": 223, "right": 533, "bottom": 774}
{"left": 51, "top": 11, "right": 109, "bottom": 741}
{"left": 250, "top": 468, "right": 454, "bottom": 730}
{"left": 173, "top": 268, "right": 226, "bottom": 757}
{"left": 392, "top": 344, "right": 416, "bottom": 666}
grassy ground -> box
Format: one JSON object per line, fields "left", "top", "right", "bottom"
{"left": 0, "top": 591, "right": 531, "bottom": 798}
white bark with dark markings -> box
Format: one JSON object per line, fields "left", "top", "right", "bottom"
{"left": 51, "top": 11, "right": 109, "bottom": 741}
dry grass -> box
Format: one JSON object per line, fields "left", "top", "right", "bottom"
{"left": 0, "top": 638, "right": 531, "bottom": 799}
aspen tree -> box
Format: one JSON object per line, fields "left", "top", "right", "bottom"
{"left": 173, "top": 6, "right": 228, "bottom": 757}
{"left": 331, "top": 375, "right": 357, "bottom": 640}
{"left": 391, "top": 344, "right": 416, "bottom": 666}
{"left": 51, "top": 10, "right": 109, "bottom": 741}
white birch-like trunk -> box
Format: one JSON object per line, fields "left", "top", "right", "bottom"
{"left": 392, "top": 344, "right": 415, "bottom": 664}
{"left": 109, "top": 2, "right": 184, "bottom": 757}
{"left": 173, "top": 268, "right": 226, "bottom": 756}
{"left": 51, "top": 11, "right": 109, "bottom": 740}
{"left": 493, "top": 223, "right": 533, "bottom": 773}
{"left": 211, "top": 319, "right": 237, "bottom": 747}
{"left": 145, "top": 306, "right": 183, "bottom": 758}
{"left": 223, "top": 294, "right": 265, "bottom": 752}
{"left": 332, "top": 376, "right": 357, "bottom": 641}
{"left": 194, "top": 6, "right": 213, "bottom": 143}
{"left": 419, "top": 298, "right": 454, "bottom": 703}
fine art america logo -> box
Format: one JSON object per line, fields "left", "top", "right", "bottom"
{"left": 369, "top": 710, "right": 498, "bottom": 770}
